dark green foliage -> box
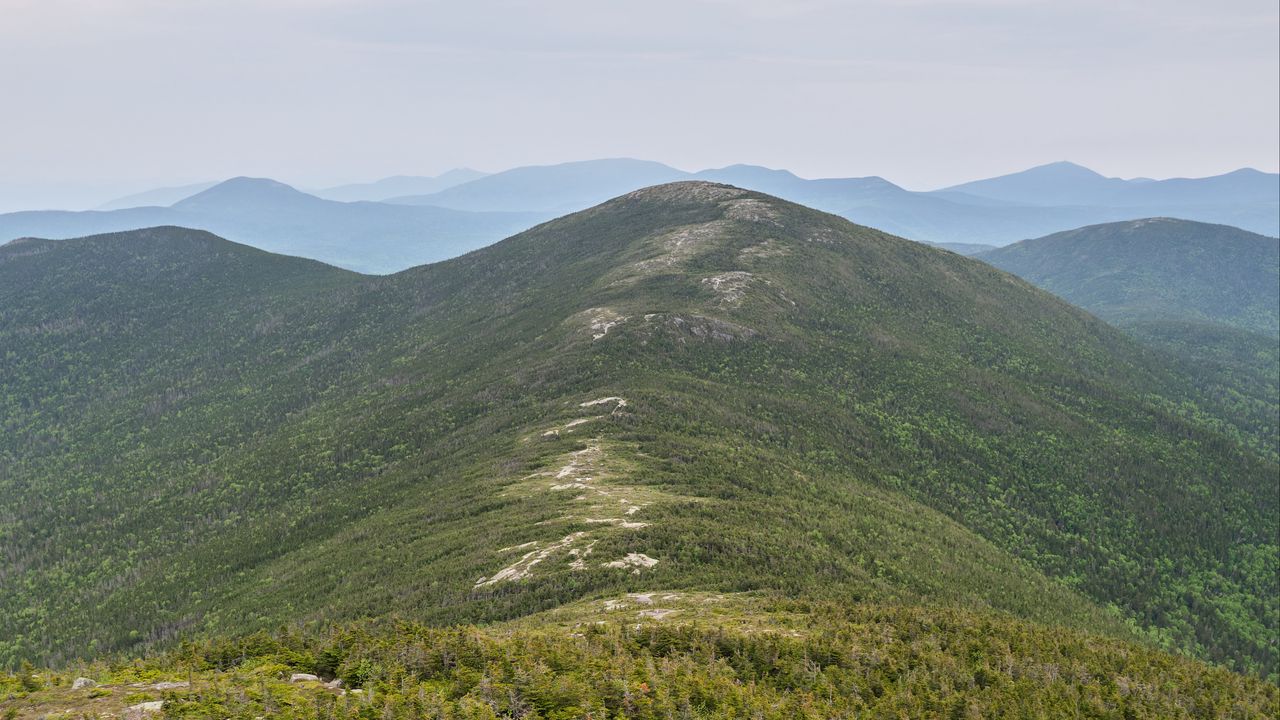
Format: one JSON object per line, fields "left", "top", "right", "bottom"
{"left": 5, "top": 602, "right": 1278, "bottom": 719}
{"left": 0, "top": 185, "right": 1276, "bottom": 695}
{"left": 977, "top": 217, "right": 1280, "bottom": 460}
{"left": 977, "top": 218, "right": 1280, "bottom": 337}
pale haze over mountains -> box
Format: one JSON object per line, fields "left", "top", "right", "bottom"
{"left": 0, "top": 177, "right": 540, "bottom": 273}
{"left": 3, "top": 158, "right": 1275, "bottom": 272}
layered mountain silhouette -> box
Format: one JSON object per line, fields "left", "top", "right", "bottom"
{"left": 313, "top": 168, "right": 488, "bottom": 202}
{"left": 4, "top": 161, "right": 1275, "bottom": 274}
{"left": 95, "top": 181, "right": 219, "bottom": 210}
{"left": 386, "top": 158, "right": 689, "bottom": 212}
{"left": 388, "top": 159, "right": 1280, "bottom": 243}
{"left": 0, "top": 177, "right": 540, "bottom": 273}
{"left": 946, "top": 161, "right": 1279, "bottom": 208}
{"left": 2, "top": 184, "right": 1274, "bottom": 689}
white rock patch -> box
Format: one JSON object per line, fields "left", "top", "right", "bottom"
{"left": 580, "top": 396, "right": 628, "bottom": 411}
{"left": 587, "top": 309, "right": 627, "bottom": 340}
{"left": 568, "top": 540, "right": 597, "bottom": 570}
{"left": 125, "top": 701, "right": 165, "bottom": 719}
{"left": 639, "top": 608, "right": 678, "bottom": 620}
{"left": 542, "top": 416, "right": 600, "bottom": 437}
{"left": 476, "top": 532, "right": 587, "bottom": 586}
{"left": 604, "top": 553, "right": 659, "bottom": 573}
{"left": 701, "top": 271, "right": 755, "bottom": 305}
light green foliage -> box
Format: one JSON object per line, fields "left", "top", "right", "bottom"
{"left": 3, "top": 601, "right": 1277, "bottom": 718}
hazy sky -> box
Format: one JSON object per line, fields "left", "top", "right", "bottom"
{"left": 1, "top": 0, "right": 1277, "bottom": 209}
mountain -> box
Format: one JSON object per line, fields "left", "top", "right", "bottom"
{"left": 945, "top": 162, "right": 1280, "bottom": 208}
{"left": 977, "top": 218, "right": 1280, "bottom": 337}
{"left": 941, "top": 162, "right": 1280, "bottom": 234}
{"left": 0, "top": 178, "right": 542, "bottom": 273}
{"left": 2, "top": 184, "right": 1275, "bottom": 709}
{"left": 387, "top": 158, "right": 690, "bottom": 212}
{"left": 313, "top": 169, "right": 488, "bottom": 202}
{"left": 977, "top": 218, "right": 1280, "bottom": 454}
{"left": 95, "top": 181, "right": 219, "bottom": 210}
{"left": 941, "top": 161, "right": 1131, "bottom": 205}
{"left": 391, "top": 159, "right": 1280, "bottom": 246}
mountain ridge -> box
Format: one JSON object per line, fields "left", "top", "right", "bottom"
{"left": 2, "top": 183, "right": 1275, "bottom": 686}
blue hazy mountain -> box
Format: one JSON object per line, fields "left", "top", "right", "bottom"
{"left": 313, "top": 169, "right": 489, "bottom": 202}
{"left": 95, "top": 181, "right": 219, "bottom": 210}
{"left": 942, "top": 162, "right": 1278, "bottom": 219}
{"left": 0, "top": 178, "right": 541, "bottom": 273}
{"left": 6, "top": 161, "right": 1275, "bottom": 272}
{"left": 391, "top": 160, "right": 1279, "bottom": 245}
{"left": 941, "top": 161, "right": 1131, "bottom": 205}
{"left": 386, "top": 158, "right": 689, "bottom": 212}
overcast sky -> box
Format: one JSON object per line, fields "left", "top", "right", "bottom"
{"left": 1, "top": 0, "right": 1276, "bottom": 209}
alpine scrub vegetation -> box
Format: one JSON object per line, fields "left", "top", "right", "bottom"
{"left": 4, "top": 600, "right": 1277, "bottom": 718}
{"left": 1, "top": 184, "right": 1276, "bottom": 715}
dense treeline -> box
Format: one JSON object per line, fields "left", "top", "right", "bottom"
{"left": 3, "top": 600, "right": 1277, "bottom": 718}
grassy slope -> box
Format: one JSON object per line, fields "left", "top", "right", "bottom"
{"left": 0, "top": 187, "right": 1275, "bottom": 687}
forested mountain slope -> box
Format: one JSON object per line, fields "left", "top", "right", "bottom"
{"left": 978, "top": 218, "right": 1280, "bottom": 453}
{"left": 977, "top": 218, "right": 1280, "bottom": 336}
{"left": 1, "top": 185, "right": 1275, "bottom": 692}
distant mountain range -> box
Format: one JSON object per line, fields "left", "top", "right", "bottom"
{"left": 386, "top": 158, "right": 690, "bottom": 212}
{"left": 0, "top": 177, "right": 540, "bottom": 273}
{"left": 3, "top": 159, "right": 1274, "bottom": 272}
{"left": 96, "top": 181, "right": 220, "bottom": 210}
{"left": 312, "top": 168, "right": 488, "bottom": 202}
{"left": 945, "top": 161, "right": 1279, "bottom": 208}
{"left": 386, "top": 159, "right": 1279, "bottom": 245}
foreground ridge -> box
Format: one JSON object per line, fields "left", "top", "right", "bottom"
{"left": 5, "top": 599, "right": 1277, "bottom": 718}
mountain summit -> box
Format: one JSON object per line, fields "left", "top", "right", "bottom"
{"left": 172, "top": 176, "right": 322, "bottom": 212}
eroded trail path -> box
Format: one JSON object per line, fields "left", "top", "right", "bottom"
{"left": 476, "top": 396, "right": 672, "bottom": 586}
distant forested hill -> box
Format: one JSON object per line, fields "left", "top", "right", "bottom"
{"left": 978, "top": 218, "right": 1279, "bottom": 336}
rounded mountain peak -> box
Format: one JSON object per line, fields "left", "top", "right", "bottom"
{"left": 616, "top": 180, "right": 752, "bottom": 205}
